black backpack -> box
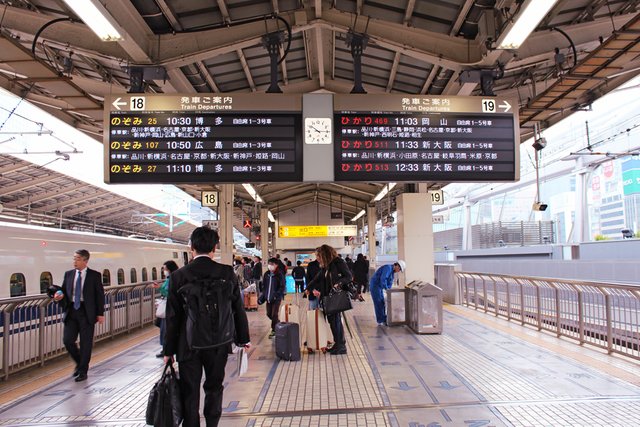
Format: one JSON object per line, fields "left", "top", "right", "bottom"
{"left": 178, "top": 275, "right": 235, "bottom": 350}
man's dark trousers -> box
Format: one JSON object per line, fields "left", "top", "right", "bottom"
{"left": 179, "top": 346, "right": 229, "bottom": 427}
{"left": 63, "top": 304, "right": 95, "bottom": 375}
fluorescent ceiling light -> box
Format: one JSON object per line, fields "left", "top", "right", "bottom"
{"left": 496, "top": 0, "right": 558, "bottom": 50}
{"left": 242, "top": 183, "right": 264, "bottom": 203}
{"left": 351, "top": 209, "right": 365, "bottom": 222}
{"left": 61, "top": 0, "right": 123, "bottom": 41}
{"left": 267, "top": 210, "right": 276, "bottom": 222}
{"left": 372, "top": 183, "right": 396, "bottom": 202}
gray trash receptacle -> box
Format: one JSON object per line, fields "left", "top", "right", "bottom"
{"left": 407, "top": 282, "right": 443, "bottom": 334}
{"left": 386, "top": 282, "right": 416, "bottom": 326}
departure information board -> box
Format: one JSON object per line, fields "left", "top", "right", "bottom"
{"left": 105, "top": 94, "right": 302, "bottom": 184}
{"left": 334, "top": 95, "right": 519, "bottom": 182}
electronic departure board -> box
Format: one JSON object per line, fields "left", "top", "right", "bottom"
{"left": 334, "top": 95, "right": 519, "bottom": 182}
{"left": 104, "top": 94, "right": 302, "bottom": 184}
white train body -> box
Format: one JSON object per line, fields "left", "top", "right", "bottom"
{"left": 0, "top": 221, "right": 190, "bottom": 298}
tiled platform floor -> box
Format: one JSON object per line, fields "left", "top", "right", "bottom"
{"left": 1, "top": 295, "right": 639, "bottom": 426}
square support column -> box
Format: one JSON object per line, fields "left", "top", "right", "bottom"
{"left": 397, "top": 193, "right": 434, "bottom": 284}
{"left": 218, "top": 184, "right": 234, "bottom": 265}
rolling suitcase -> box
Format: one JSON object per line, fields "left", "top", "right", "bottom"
{"left": 244, "top": 291, "right": 258, "bottom": 311}
{"left": 279, "top": 302, "right": 300, "bottom": 324}
{"left": 275, "top": 322, "right": 301, "bottom": 361}
{"left": 305, "top": 309, "right": 332, "bottom": 354}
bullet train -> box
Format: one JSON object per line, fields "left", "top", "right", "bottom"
{"left": 0, "top": 221, "right": 191, "bottom": 298}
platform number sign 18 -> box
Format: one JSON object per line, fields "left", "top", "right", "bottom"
{"left": 201, "top": 191, "right": 219, "bottom": 207}
{"left": 130, "top": 96, "right": 146, "bottom": 111}
{"left": 430, "top": 190, "right": 444, "bottom": 205}
{"left": 481, "top": 99, "right": 496, "bottom": 113}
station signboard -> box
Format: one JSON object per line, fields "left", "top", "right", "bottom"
{"left": 333, "top": 95, "right": 519, "bottom": 182}
{"left": 278, "top": 225, "right": 358, "bottom": 238}
{"left": 104, "top": 94, "right": 302, "bottom": 184}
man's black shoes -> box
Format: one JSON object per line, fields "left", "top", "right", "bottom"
{"left": 72, "top": 369, "right": 80, "bottom": 377}
{"left": 74, "top": 373, "right": 88, "bottom": 382}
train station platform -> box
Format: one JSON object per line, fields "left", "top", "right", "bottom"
{"left": 1, "top": 297, "right": 639, "bottom": 427}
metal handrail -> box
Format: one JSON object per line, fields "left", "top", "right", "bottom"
{"left": 0, "top": 282, "right": 157, "bottom": 380}
{"left": 457, "top": 272, "right": 640, "bottom": 360}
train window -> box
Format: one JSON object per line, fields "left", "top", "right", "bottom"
{"left": 10, "top": 273, "right": 26, "bottom": 297}
{"left": 151, "top": 267, "right": 158, "bottom": 281}
{"left": 173, "top": 251, "right": 178, "bottom": 259}
{"left": 40, "top": 272, "right": 53, "bottom": 294}
{"left": 117, "top": 268, "right": 125, "bottom": 285}
{"left": 102, "top": 269, "right": 111, "bottom": 287}
{"left": 182, "top": 251, "right": 189, "bottom": 266}
{"left": 130, "top": 268, "right": 137, "bottom": 284}
{"left": 142, "top": 267, "right": 148, "bottom": 281}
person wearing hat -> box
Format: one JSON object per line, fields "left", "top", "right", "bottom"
{"left": 368, "top": 260, "right": 406, "bottom": 326}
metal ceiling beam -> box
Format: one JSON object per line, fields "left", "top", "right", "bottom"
{"left": 196, "top": 62, "right": 220, "bottom": 92}
{"left": 403, "top": 0, "right": 416, "bottom": 25}
{"left": 10, "top": 185, "right": 90, "bottom": 207}
{"left": 155, "top": 0, "right": 182, "bottom": 30}
{"left": 450, "top": 0, "right": 475, "bottom": 36}
{"left": 420, "top": 66, "right": 439, "bottom": 94}
{"left": 83, "top": 200, "right": 142, "bottom": 219}
{"left": 315, "top": 28, "right": 325, "bottom": 87}
{"left": 216, "top": 0, "right": 231, "bottom": 23}
{"left": 261, "top": 183, "right": 311, "bottom": 199}
{"left": 63, "top": 197, "right": 123, "bottom": 217}
{"left": 329, "top": 183, "right": 382, "bottom": 198}
{"left": 386, "top": 52, "right": 401, "bottom": 92}
{"left": 236, "top": 48, "right": 256, "bottom": 91}
{"left": 314, "top": 0, "right": 322, "bottom": 19}
{"left": 2, "top": 175, "right": 58, "bottom": 196}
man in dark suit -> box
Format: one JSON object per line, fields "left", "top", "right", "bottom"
{"left": 164, "top": 226, "right": 250, "bottom": 427}
{"left": 52, "top": 249, "right": 105, "bottom": 382}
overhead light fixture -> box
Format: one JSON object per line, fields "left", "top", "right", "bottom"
{"left": 372, "top": 183, "right": 396, "bottom": 202}
{"left": 242, "top": 183, "right": 264, "bottom": 203}
{"left": 267, "top": 210, "right": 276, "bottom": 222}
{"left": 496, "top": 0, "right": 558, "bottom": 50}
{"left": 351, "top": 209, "right": 365, "bottom": 222}
{"left": 61, "top": 0, "right": 123, "bottom": 41}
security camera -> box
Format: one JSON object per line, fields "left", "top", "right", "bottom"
{"left": 532, "top": 202, "right": 548, "bottom": 211}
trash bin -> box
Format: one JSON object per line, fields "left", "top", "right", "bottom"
{"left": 406, "top": 281, "right": 443, "bottom": 334}
{"left": 386, "top": 284, "right": 412, "bottom": 326}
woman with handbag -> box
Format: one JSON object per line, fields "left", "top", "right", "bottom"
{"left": 306, "top": 245, "right": 353, "bottom": 355}
{"left": 153, "top": 260, "right": 179, "bottom": 358}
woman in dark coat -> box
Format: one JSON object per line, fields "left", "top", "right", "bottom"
{"left": 260, "top": 258, "right": 286, "bottom": 338}
{"left": 307, "top": 244, "right": 353, "bottom": 355}
{"left": 353, "top": 253, "right": 369, "bottom": 301}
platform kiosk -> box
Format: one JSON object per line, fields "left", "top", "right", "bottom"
{"left": 406, "top": 281, "right": 443, "bottom": 334}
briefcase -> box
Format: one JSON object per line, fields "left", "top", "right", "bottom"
{"left": 146, "top": 361, "right": 182, "bottom": 427}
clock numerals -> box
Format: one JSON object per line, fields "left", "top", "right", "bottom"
{"left": 305, "top": 117, "right": 332, "bottom": 145}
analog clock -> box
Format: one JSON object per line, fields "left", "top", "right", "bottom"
{"left": 304, "top": 117, "right": 332, "bottom": 145}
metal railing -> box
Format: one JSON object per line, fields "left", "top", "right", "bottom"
{"left": 434, "top": 221, "right": 555, "bottom": 250}
{"left": 0, "top": 283, "right": 157, "bottom": 380}
{"left": 457, "top": 272, "right": 640, "bottom": 360}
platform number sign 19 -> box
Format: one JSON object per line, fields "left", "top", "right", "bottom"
{"left": 481, "top": 99, "right": 496, "bottom": 113}
{"left": 429, "top": 190, "right": 444, "bottom": 205}
{"left": 130, "top": 96, "right": 146, "bottom": 111}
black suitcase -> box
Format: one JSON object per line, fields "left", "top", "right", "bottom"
{"left": 275, "top": 322, "right": 301, "bottom": 361}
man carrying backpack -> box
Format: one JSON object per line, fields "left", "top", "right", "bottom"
{"left": 164, "top": 226, "right": 250, "bottom": 427}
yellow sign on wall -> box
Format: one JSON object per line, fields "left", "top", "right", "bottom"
{"left": 278, "top": 225, "right": 357, "bottom": 238}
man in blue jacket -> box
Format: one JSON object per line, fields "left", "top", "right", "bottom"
{"left": 369, "top": 260, "right": 405, "bottom": 325}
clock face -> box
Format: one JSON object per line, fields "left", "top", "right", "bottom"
{"left": 305, "top": 117, "right": 332, "bottom": 145}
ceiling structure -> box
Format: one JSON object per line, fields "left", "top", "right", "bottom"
{"left": 0, "top": 0, "right": 639, "bottom": 239}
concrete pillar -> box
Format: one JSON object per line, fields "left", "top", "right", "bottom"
{"left": 367, "top": 205, "right": 377, "bottom": 268}
{"left": 573, "top": 158, "right": 589, "bottom": 243}
{"left": 397, "top": 193, "right": 434, "bottom": 284}
{"left": 260, "top": 207, "right": 270, "bottom": 264}
{"left": 218, "top": 184, "right": 234, "bottom": 265}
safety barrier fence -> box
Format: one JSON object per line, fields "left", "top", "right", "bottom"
{"left": 0, "top": 283, "right": 157, "bottom": 380}
{"left": 457, "top": 272, "right": 640, "bottom": 360}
